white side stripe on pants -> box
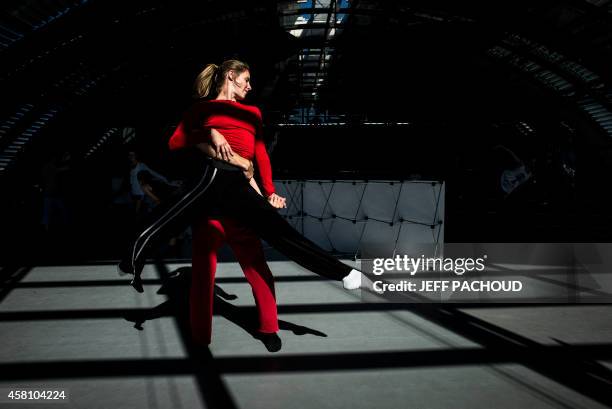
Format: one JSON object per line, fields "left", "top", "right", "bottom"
{"left": 131, "top": 164, "right": 218, "bottom": 271}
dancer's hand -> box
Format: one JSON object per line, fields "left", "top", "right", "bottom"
{"left": 210, "top": 129, "right": 234, "bottom": 161}
{"left": 267, "top": 193, "right": 286, "bottom": 209}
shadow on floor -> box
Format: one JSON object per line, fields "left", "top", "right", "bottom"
{"left": 122, "top": 266, "right": 327, "bottom": 351}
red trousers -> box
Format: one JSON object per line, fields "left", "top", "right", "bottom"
{"left": 190, "top": 216, "right": 279, "bottom": 345}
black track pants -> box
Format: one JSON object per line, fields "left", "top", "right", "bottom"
{"left": 127, "top": 160, "right": 352, "bottom": 281}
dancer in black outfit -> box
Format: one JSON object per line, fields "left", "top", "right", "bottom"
{"left": 118, "top": 59, "right": 365, "bottom": 292}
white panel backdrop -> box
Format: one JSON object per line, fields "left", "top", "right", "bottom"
{"left": 273, "top": 180, "right": 445, "bottom": 258}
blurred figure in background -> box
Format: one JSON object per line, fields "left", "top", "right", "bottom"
{"left": 128, "top": 150, "right": 173, "bottom": 216}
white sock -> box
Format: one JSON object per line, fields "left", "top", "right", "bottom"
{"left": 342, "top": 269, "right": 363, "bottom": 290}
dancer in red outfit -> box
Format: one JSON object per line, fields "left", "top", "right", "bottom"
{"left": 119, "top": 59, "right": 366, "bottom": 296}
{"left": 184, "top": 62, "right": 285, "bottom": 350}
{"left": 119, "top": 59, "right": 367, "bottom": 350}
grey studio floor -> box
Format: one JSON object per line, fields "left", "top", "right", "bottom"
{"left": 1, "top": 254, "right": 611, "bottom": 409}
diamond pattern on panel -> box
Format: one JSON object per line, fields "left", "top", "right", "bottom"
{"left": 274, "top": 180, "right": 445, "bottom": 257}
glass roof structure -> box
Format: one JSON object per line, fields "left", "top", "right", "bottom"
{"left": 0, "top": 0, "right": 611, "bottom": 176}
{"left": 278, "top": 0, "right": 350, "bottom": 118}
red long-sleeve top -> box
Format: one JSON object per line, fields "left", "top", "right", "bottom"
{"left": 168, "top": 99, "right": 275, "bottom": 196}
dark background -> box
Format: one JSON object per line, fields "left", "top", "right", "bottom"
{"left": 1, "top": 0, "right": 611, "bottom": 264}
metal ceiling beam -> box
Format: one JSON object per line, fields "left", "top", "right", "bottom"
{"left": 280, "top": 7, "right": 352, "bottom": 16}
{"left": 283, "top": 22, "right": 342, "bottom": 31}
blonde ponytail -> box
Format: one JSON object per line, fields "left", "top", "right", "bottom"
{"left": 193, "top": 63, "right": 219, "bottom": 98}
{"left": 193, "top": 59, "right": 250, "bottom": 99}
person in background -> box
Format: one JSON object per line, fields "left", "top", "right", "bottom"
{"left": 128, "top": 150, "right": 173, "bottom": 215}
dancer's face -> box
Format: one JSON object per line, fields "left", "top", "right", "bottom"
{"left": 230, "top": 70, "right": 252, "bottom": 100}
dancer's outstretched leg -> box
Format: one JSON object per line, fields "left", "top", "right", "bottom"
{"left": 217, "top": 171, "right": 367, "bottom": 289}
